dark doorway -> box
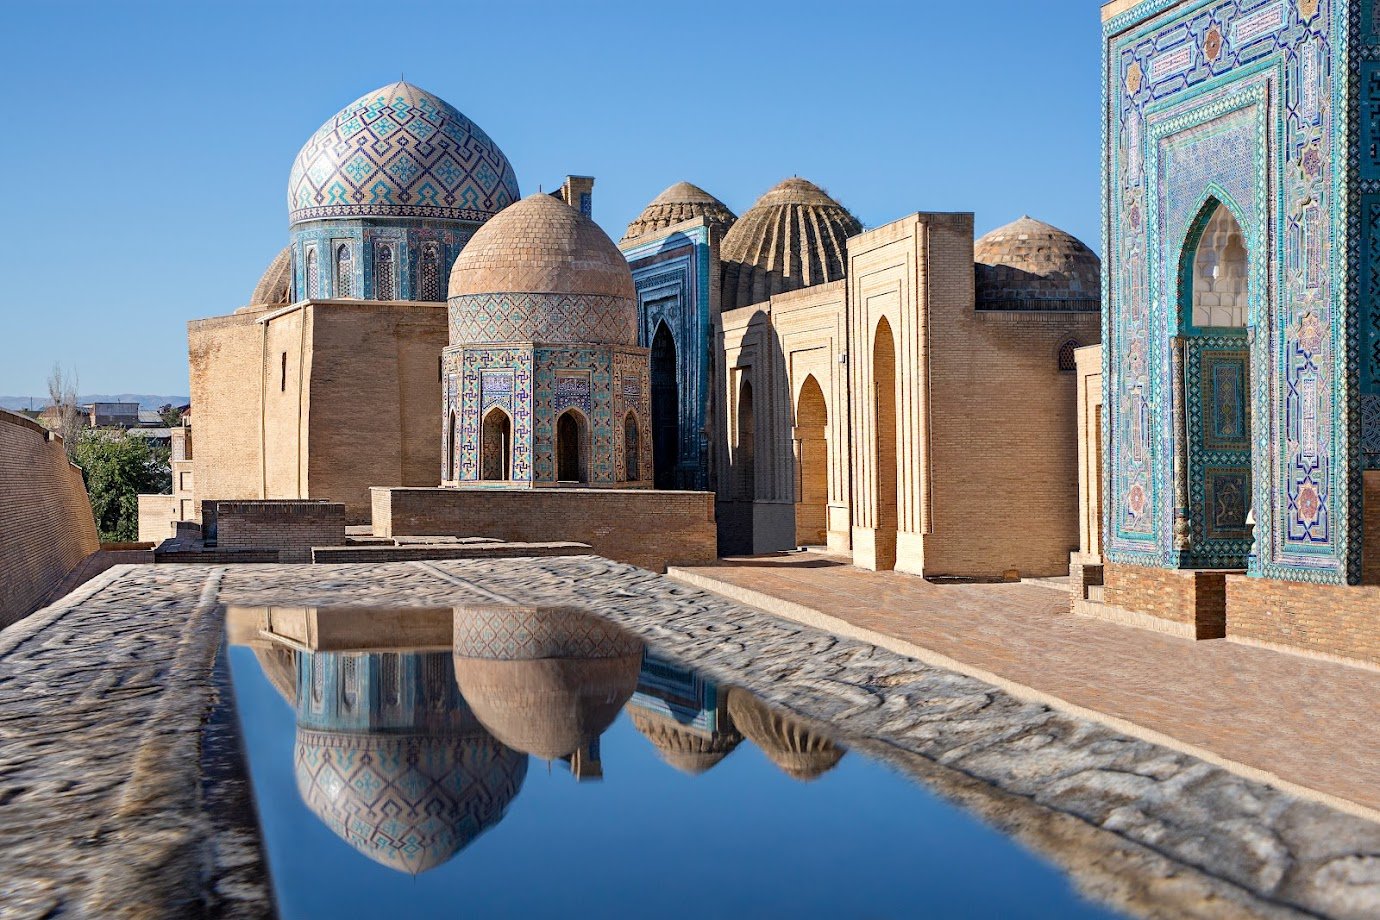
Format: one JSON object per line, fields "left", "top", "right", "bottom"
{"left": 650, "top": 322, "right": 680, "bottom": 489}
{"left": 556, "top": 410, "right": 588, "bottom": 483}
{"left": 481, "top": 408, "right": 511, "bottom": 481}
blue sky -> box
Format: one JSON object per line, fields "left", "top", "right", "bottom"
{"left": 0, "top": 1, "right": 1104, "bottom": 396}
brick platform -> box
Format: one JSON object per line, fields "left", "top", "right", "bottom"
{"left": 1103, "top": 562, "right": 1230, "bottom": 639}
{"left": 1226, "top": 574, "right": 1380, "bottom": 667}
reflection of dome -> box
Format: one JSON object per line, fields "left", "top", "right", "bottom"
{"left": 249, "top": 248, "right": 293, "bottom": 307}
{"left": 293, "top": 650, "right": 527, "bottom": 874}
{"left": 720, "top": 178, "right": 862, "bottom": 311}
{"left": 621, "top": 181, "right": 737, "bottom": 243}
{"left": 453, "top": 606, "right": 644, "bottom": 760}
{"left": 726, "top": 688, "right": 845, "bottom": 781}
{"left": 295, "top": 729, "right": 526, "bottom": 874}
{"left": 288, "top": 82, "right": 519, "bottom": 225}
{"left": 446, "top": 194, "right": 638, "bottom": 347}
{"left": 974, "top": 216, "right": 1101, "bottom": 312}
{"left": 252, "top": 644, "right": 298, "bottom": 704}
{"left": 629, "top": 709, "right": 741, "bottom": 775}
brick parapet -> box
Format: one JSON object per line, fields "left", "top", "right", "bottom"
{"left": 209, "top": 500, "right": 346, "bottom": 564}
{"left": 1103, "top": 562, "right": 1228, "bottom": 639}
{"left": 1225, "top": 575, "right": 1380, "bottom": 668}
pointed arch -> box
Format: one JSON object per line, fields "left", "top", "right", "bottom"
{"left": 1178, "top": 191, "right": 1250, "bottom": 331}
{"left": 623, "top": 411, "right": 641, "bottom": 482}
{"left": 374, "top": 242, "right": 396, "bottom": 301}
{"left": 872, "top": 316, "right": 899, "bottom": 568}
{"left": 795, "top": 373, "right": 828, "bottom": 546}
{"left": 736, "top": 376, "right": 755, "bottom": 500}
{"left": 556, "top": 408, "right": 590, "bottom": 484}
{"left": 650, "top": 321, "right": 680, "bottom": 488}
{"left": 481, "top": 406, "right": 512, "bottom": 481}
{"left": 446, "top": 409, "right": 458, "bottom": 482}
{"left": 335, "top": 243, "right": 354, "bottom": 298}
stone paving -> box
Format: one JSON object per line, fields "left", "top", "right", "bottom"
{"left": 668, "top": 554, "right": 1380, "bottom": 819}
{"left": 2, "top": 556, "right": 1380, "bottom": 918}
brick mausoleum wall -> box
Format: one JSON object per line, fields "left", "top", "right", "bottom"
{"left": 1103, "top": 562, "right": 1227, "bottom": 639}
{"left": 372, "top": 488, "right": 717, "bottom": 572}
{"left": 0, "top": 410, "right": 100, "bottom": 627}
{"left": 212, "top": 500, "right": 346, "bottom": 564}
{"left": 1226, "top": 575, "right": 1380, "bottom": 667}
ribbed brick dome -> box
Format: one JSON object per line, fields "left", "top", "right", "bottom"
{"left": 621, "top": 181, "right": 737, "bottom": 243}
{"left": 974, "top": 216, "right": 1100, "bottom": 312}
{"left": 720, "top": 178, "right": 861, "bottom": 310}
{"left": 449, "top": 193, "right": 635, "bottom": 299}
{"left": 249, "top": 247, "right": 293, "bottom": 307}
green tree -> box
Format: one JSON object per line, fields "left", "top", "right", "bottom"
{"left": 70, "top": 430, "right": 171, "bottom": 542}
{"left": 157, "top": 403, "right": 183, "bottom": 427}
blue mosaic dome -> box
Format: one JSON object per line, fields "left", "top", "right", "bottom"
{"left": 288, "top": 82, "right": 520, "bottom": 225}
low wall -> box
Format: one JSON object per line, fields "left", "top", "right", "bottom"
{"left": 137, "top": 493, "right": 177, "bottom": 544}
{"left": 0, "top": 410, "right": 100, "bottom": 628}
{"left": 208, "top": 500, "right": 346, "bottom": 564}
{"left": 1103, "top": 562, "right": 1227, "bottom": 639}
{"left": 1226, "top": 575, "right": 1380, "bottom": 668}
{"left": 372, "top": 487, "right": 717, "bottom": 572}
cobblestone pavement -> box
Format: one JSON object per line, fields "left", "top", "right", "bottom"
{"left": 3, "top": 557, "right": 1380, "bottom": 918}
{"left": 668, "top": 555, "right": 1380, "bottom": 819}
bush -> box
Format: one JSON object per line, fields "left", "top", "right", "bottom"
{"left": 70, "top": 430, "right": 171, "bottom": 542}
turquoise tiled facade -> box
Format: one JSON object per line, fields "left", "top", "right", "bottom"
{"left": 1103, "top": 0, "right": 1373, "bottom": 584}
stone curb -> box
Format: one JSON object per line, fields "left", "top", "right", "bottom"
{"left": 667, "top": 565, "right": 1380, "bottom": 828}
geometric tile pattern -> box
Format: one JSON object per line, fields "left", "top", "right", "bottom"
{"left": 1103, "top": 0, "right": 1358, "bottom": 584}
{"left": 452, "top": 606, "right": 643, "bottom": 660}
{"left": 291, "top": 220, "right": 473, "bottom": 303}
{"left": 448, "top": 293, "right": 638, "bottom": 347}
{"left": 288, "top": 82, "right": 519, "bottom": 225}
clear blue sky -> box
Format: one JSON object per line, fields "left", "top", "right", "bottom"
{"left": 0, "top": 1, "right": 1104, "bottom": 396}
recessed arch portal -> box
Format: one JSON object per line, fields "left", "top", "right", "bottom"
{"left": 795, "top": 374, "right": 828, "bottom": 546}
{"left": 872, "top": 317, "right": 899, "bottom": 569}
{"left": 623, "top": 411, "right": 641, "bottom": 482}
{"left": 650, "top": 322, "right": 679, "bottom": 489}
{"left": 446, "top": 409, "right": 458, "bottom": 482}
{"left": 737, "top": 377, "right": 755, "bottom": 500}
{"left": 556, "top": 409, "right": 590, "bottom": 484}
{"left": 481, "top": 407, "right": 512, "bottom": 481}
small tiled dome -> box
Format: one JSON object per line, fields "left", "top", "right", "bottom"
{"left": 726, "top": 688, "right": 845, "bottom": 782}
{"left": 621, "top": 181, "right": 737, "bottom": 243}
{"left": 447, "top": 194, "right": 638, "bottom": 346}
{"left": 249, "top": 248, "right": 293, "bottom": 307}
{"left": 629, "top": 709, "right": 742, "bottom": 775}
{"left": 452, "top": 606, "right": 644, "bottom": 760}
{"left": 974, "top": 217, "right": 1101, "bottom": 312}
{"left": 720, "top": 178, "right": 862, "bottom": 311}
{"left": 288, "top": 82, "right": 518, "bottom": 225}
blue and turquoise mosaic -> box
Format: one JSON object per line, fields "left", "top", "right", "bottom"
{"left": 291, "top": 219, "right": 472, "bottom": 302}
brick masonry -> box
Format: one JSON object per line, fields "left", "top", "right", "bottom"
{"left": 1103, "top": 562, "right": 1227, "bottom": 639}
{"left": 0, "top": 410, "right": 99, "bottom": 627}
{"left": 371, "top": 487, "right": 717, "bottom": 572}
{"left": 209, "top": 500, "right": 346, "bottom": 564}
{"left": 1226, "top": 575, "right": 1380, "bottom": 667}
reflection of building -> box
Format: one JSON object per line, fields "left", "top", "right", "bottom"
{"left": 453, "top": 605, "right": 644, "bottom": 779}
{"left": 627, "top": 650, "right": 742, "bottom": 775}
{"left": 1076, "top": 0, "right": 1380, "bottom": 662}
{"left": 726, "top": 689, "right": 844, "bottom": 782}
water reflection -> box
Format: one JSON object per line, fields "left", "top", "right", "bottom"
{"left": 228, "top": 605, "right": 843, "bottom": 877}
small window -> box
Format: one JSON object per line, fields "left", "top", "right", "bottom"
{"left": 419, "top": 242, "right": 442, "bottom": 301}
{"left": 1058, "top": 339, "right": 1080, "bottom": 373}
{"left": 305, "top": 248, "right": 319, "bottom": 298}
{"left": 280, "top": 352, "right": 287, "bottom": 392}
{"left": 335, "top": 244, "right": 353, "bottom": 298}
{"left": 374, "top": 242, "right": 395, "bottom": 301}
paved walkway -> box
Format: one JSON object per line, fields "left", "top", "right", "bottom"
{"left": 671, "top": 554, "right": 1380, "bottom": 818}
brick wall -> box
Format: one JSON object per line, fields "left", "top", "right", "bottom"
{"left": 0, "top": 410, "right": 100, "bottom": 627}
{"left": 372, "top": 487, "right": 717, "bottom": 572}
{"left": 210, "top": 500, "right": 346, "bottom": 564}
{"left": 1365, "top": 471, "right": 1379, "bottom": 586}
{"left": 1226, "top": 575, "right": 1380, "bottom": 667}
{"left": 1103, "top": 562, "right": 1227, "bottom": 638}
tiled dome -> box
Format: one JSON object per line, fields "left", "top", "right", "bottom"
{"left": 720, "top": 178, "right": 862, "bottom": 311}
{"left": 621, "top": 181, "right": 737, "bottom": 243}
{"left": 288, "top": 82, "right": 519, "bottom": 225}
{"left": 726, "top": 688, "right": 845, "bottom": 782}
{"left": 295, "top": 729, "right": 527, "bottom": 874}
{"left": 452, "top": 606, "right": 643, "bottom": 761}
{"left": 447, "top": 193, "right": 638, "bottom": 346}
{"left": 973, "top": 216, "right": 1101, "bottom": 312}
{"left": 249, "top": 247, "right": 293, "bottom": 307}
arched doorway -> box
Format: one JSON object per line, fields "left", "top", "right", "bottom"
{"left": 873, "top": 317, "right": 899, "bottom": 569}
{"left": 623, "top": 412, "right": 640, "bottom": 482}
{"left": 446, "top": 410, "right": 457, "bottom": 482}
{"left": 737, "top": 378, "right": 755, "bottom": 501}
{"left": 795, "top": 375, "right": 828, "bottom": 546}
{"left": 481, "top": 407, "right": 512, "bottom": 481}
{"left": 650, "top": 322, "right": 680, "bottom": 489}
{"left": 556, "top": 409, "right": 589, "bottom": 484}
{"left": 1175, "top": 197, "right": 1252, "bottom": 569}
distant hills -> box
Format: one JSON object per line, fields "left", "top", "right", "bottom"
{"left": 0, "top": 394, "right": 190, "bottom": 412}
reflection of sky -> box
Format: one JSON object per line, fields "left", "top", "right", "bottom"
{"left": 230, "top": 645, "right": 1122, "bottom": 919}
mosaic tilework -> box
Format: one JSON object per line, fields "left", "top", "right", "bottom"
{"left": 1186, "top": 337, "right": 1254, "bottom": 564}
{"left": 288, "top": 82, "right": 519, "bottom": 225}
{"left": 448, "top": 292, "right": 638, "bottom": 346}
{"left": 1104, "top": 0, "right": 1359, "bottom": 584}
{"left": 621, "top": 226, "right": 715, "bottom": 490}
{"left": 291, "top": 220, "right": 472, "bottom": 302}
{"left": 444, "top": 345, "right": 533, "bottom": 483}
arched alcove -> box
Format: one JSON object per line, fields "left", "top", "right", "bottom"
{"left": 873, "top": 317, "right": 899, "bottom": 568}
{"left": 795, "top": 375, "right": 828, "bottom": 546}
{"left": 446, "top": 410, "right": 458, "bottom": 482}
{"left": 1188, "top": 201, "right": 1248, "bottom": 328}
{"left": 737, "top": 378, "right": 755, "bottom": 500}
{"left": 481, "top": 407, "right": 512, "bottom": 481}
{"left": 556, "top": 409, "right": 590, "bottom": 484}
{"left": 650, "top": 322, "right": 679, "bottom": 489}
{"left": 623, "top": 412, "right": 640, "bottom": 482}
